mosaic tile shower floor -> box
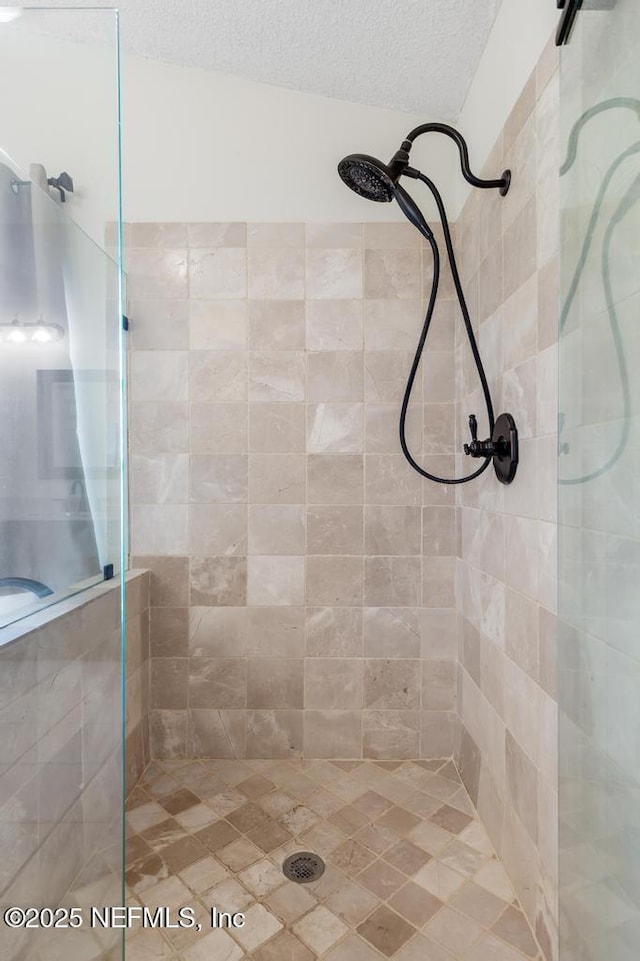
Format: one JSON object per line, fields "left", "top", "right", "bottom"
{"left": 125, "top": 758, "right": 542, "bottom": 961}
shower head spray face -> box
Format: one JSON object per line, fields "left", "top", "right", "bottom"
{"left": 337, "top": 154, "right": 396, "bottom": 202}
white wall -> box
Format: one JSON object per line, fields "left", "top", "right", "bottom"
{"left": 0, "top": 28, "right": 456, "bottom": 241}
{"left": 0, "top": 1, "right": 558, "bottom": 239}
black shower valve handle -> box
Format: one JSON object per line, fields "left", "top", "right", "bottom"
{"left": 463, "top": 413, "right": 494, "bottom": 458}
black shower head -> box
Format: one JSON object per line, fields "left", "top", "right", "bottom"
{"left": 337, "top": 154, "right": 397, "bottom": 202}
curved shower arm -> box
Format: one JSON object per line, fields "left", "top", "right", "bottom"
{"left": 401, "top": 122, "right": 510, "bottom": 194}
{"left": 560, "top": 98, "right": 640, "bottom": 176}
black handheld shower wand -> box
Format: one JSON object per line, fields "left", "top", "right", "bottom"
{"left": 338, "top": 123, "right": 517, "bottom": 485}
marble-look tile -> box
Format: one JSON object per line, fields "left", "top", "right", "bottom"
{"left": 247, "top": 608, "right": 305, "bottom": 658}
{"left": 130, "top": 299, "right": 190, "bottom": 351}
{"left": 127, "top": 248, "right": 188, "bottom": 299}
{"left": 247, "top": 555, "right": 305, "bottom": 606}
{"left": 308, "top": 351, "right": 364, "bottom": 402}
{"left": 307, "top": 454, "right": 363, "bottom": 504}
{"left": 305, "top": 659, "right": 363, "bottom": 710}
{"left": 304, "top": 711, "right": 363, "bottom": 758}
{"left": 189, "top": 248, "right": 246, "bottom": 299}
{"left": 307, "top": 506, "right": 364, "bottom": 555}
{"left": 248, "top": 248, "right": 305, "bottom": 299}
{"left": 186, "top": 710, "right": 247, "bottom": 759}
{"left": 249, "top": 403, "right": 305, "bottom": 452}
{"left": 248, "top": 453, "right": 305, "bottom": 504}
{"left": 248, "top": 223, "right": 304, "bottom": 247}
{"left": 246, "top": 710, "right": 303, "bottom": 759}
{"left": 131, "top": 401, "right": 189, "bottom": 453}
{"left": 190, "top": 403, "right": 248, "bottom": 454}
{"left": 363, "top": 660, "right": 421, "bottom": 710}
{"left": 307, "top": 403, "right": 364, "bottom": 453}
{"left": 190, "top": 455, "right": 247, "bottom": 503}
{"left": 189, "top": 557, "right": 247, "bottom": 607}
{"left": 363, "top": 608, "right": 420, "bottom": 658}
{"left": 364, "top": 249, "right": 421, "bottom": 299}
{"left": 188, "top": 607, "right": 248, "bottom": 658}
{"left": 364, "top": 557, "right": 421, "bottom": 607}
{"left": 247, "top": 658, "right": 303, "bottom": 709}
{"left": 189, "top": 505, "right": 247, "bottom": 556}
{"left": 131, "top": 352, "right": 189, "bottom": 403}
{"left": 362, "top": 711, "right": 420, "bottom": 759}
{"left": 306, "top": 556, "right": 363, "bottom": 607}
{"left": 189, "top": 300, "right": 247, "bottom": 350}
{"left": 249, "top": 351, "right": 305, "bottom": 402}
{"left": 249, "top": 299, "right": 305, "bottom": 350}
{"left": 306, "top": 300, "right": 363, "bottom": 350}
{"left": 305, "top": 608, "right": 363, "bottom": 658}
{"left": 187, "top": 222, "right": 247, "bottom": 247}
{"left": 248, "top": 505, "right": 305, "bottom": 555}
{"left": 306, "top": 249, "right": 363, "bottom": 298}
{"left": 189, "top": 351, "right": 247, "bottom": 402}
{"left": 189, "top": 658, "right": 247, "bottom": 709}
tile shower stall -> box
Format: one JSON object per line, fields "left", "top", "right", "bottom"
{"left": 124, "top": 40, "right": 558, "bottom": 961}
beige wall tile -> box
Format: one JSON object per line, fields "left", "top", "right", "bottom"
{"left": 189, "top": 248, "right": 246, "bottom": 299}
{"left": 305, "top": 300, "right": 363, "bottom": 351}
{"left": 365, "top": 506, "right": 421, "bottom": 556}
{"left": 304, "top": 711, "right": 363, "bottom": 758}
{"left": 247, "top": 555, "right": 305, "bottom": 607}
{"left": 189, "top": 556, "right": 247, "bottom": 607}
{"left": 189, "top": 300, "right": 247, "bottom": 350}
{"left": 247, "top": 608, "right": 305, "bottom": 658}
{"left": 189, "top": 504, "right": 247, "bottom": 556}
{"left": 189, "top": 351, "right": 247, "bottom": 402}
{"left": 364, "top": 608, "right": 420, "bottom": 659}
{"left": 363, "top": 710, "right": 420, "bottom": 759}
{"left": 249, "top": 403, "right": 305, "bottom": 453}
{"left": 190, "top": 454, "right": 247, "bottom": 503}
{"left": 131, "top": 351, "right": 189, "bottom": 403}
{"left": 248, "top": 506, "right": 306, "bottom": 555}
{"left": 307, "top": 506, "right": 364, "bottom": 555}
{"left": 364, "top": 249, "right": 422, "bottom": 299}
{"left": 249, "top": 454, "right": 305, "bottom": 504}
{"left": 247, "top": 658, "right": 303, "bottom": 709}
{"left": 305, "top": 608, "right": 363, "bottom": 658}
{"left": 189, "top": 658, "right": 247, "bottom": 709}
{"left": 307, "top": 403, "right": 363, "bottom": 453}
{"left": 306, "top": 223, "right": 363, "bottom": 248}
{"left": 249, "top": 300, "right": 305, "bottom": 350}
{"left": 190, "top": 403, "right": 248, "bottom": 454}
{"left": 305, "top": 659, "right": 363, "bottom": 710}
{"left": 308, "top": 352, "right": 364, "bottom": 402}
{"left": 188, "top": 607, "right": 248, "bottom": 658}
{"left": 188, "top": 222, "right": 246, "bottom": 247}
{"left": 364, "top": 556, "right": 421, "bottom": 608}
{"left": 248, "top": 223, "right": 304, "bottom": 247}
{"left": 364, "top": 660, "right": 421, "bottom": 710}
{"left": 306, "top": 556, "right": 363, "bottom": 607}
{"left": 249, "top": 351, "right": 305, "bottom": 402}
{"left": 127, "top": 248, "right": 188, "bottom": 299}
{"left": 186, "top": 709, "right": 246, "bottom": 758}
{"left": 246, "top": 711, "right": 303, "bottom": 758}
{"left": 307, "top": 454, "right": 363, "bottom": 504}
{"left": 130, "top": 299, "right": 190, "bottom": 350}
{"left": 306, "top": 249, "right": 363, "bottom": 299}
{"left": 131, "top": 401, "right": 189, "bottom": 453}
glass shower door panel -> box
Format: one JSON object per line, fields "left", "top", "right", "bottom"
{"left": 559, "top": 1, "right": 640, "bottom": 959}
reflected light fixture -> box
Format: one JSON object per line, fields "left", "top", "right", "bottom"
{"left": 0, "top": 317, "right": 64, "bottom": 344}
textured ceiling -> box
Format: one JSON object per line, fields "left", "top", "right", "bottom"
{"left": 12, "top": 0, "right": 503, "bottom": 118}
